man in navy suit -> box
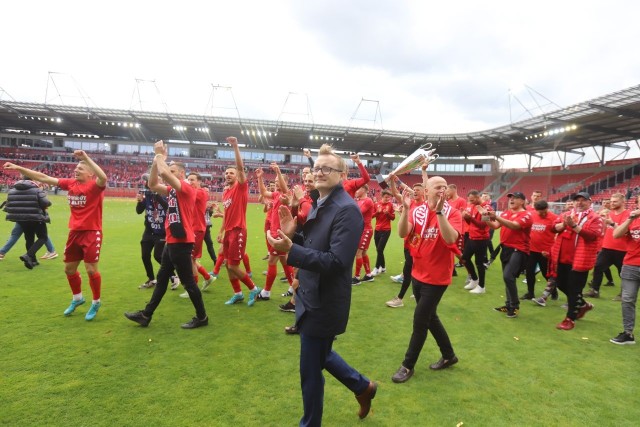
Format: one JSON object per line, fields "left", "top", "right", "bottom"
{"left": 268, "top": 144, "right": 378, "bottom": 426}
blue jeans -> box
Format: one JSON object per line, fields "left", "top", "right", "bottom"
{"left": 0, "top": 223, "right": 23, "bottom": 254}
{"left": 0, "top": 222, "right": 55, "bottom": 255}
{"left": 299, "top": 333, "right": 369, "bottom": 427}
{"left": 620, "top": 265, "right": 640, "bottom": 333}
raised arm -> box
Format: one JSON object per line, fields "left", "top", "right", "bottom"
{"left": 3, "top": 162, "right": 59, "bottom": 186}
{"left": 227, "top": 136, "right": 246, "bottom": 184}
{"left": 73, "top": 150, "right": 107, "bottom": 187}
{"left": 256, "top": 168, "right": 273, "bottom": 199}
{"left": 148, "top": 141, "right": 171, "bottom": 196}
{"left": 272, "top": 162, "right": 289, "bottom": 194}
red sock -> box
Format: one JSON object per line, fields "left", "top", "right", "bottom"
{"left": 67, "top": 271, "right": 82, "bottom": 295}
{"left": 239, "top": 273, "right": 255, "bottom": 290}
{"left": 88, "top": 272, "right": 101, "bottom": 300}
{"left": 230, "top": 278, "right": 242, "bottom": 293}
{"left": 197, "top": 265, "right": 211, "bottom": 280}
{"left": 265, "top": 264, "right": 277, "bottom": 291}
{"left": 363, "top": 255, "right": 371, "bottom": 275}
{"left": 213, "top": 254, "right": 225, "bottom": 275}
{"left": 242, "top": 253, "right": 252, "bottom": 274}
{"left": 283, "top": 264, "right": 294, "bottom": 285}
{"left": 355, "top": 257, "right": 363, "bottom": 277}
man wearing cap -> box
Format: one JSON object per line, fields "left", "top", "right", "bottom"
{"left": 585, "top": 193, "right": 629, "bottom": 298}
{"left": 486, "top": 192, "right": 532, "bottom": 318}
{"left": 550, "top": 192, "right": 603, "bottom": 330}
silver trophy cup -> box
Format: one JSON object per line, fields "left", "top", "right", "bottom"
{"left": 375, "top": 144, "right": 438, "bottom": 189}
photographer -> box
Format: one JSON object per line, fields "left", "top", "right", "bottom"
{"left": 136, "top": 174, "right": 168, "bottom": 289}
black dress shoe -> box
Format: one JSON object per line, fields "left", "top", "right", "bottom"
{"left": 355, "top": 381, "right": 377, "bottom": 419}
{"left": 391, "top": 365, "right": 414, "bottom": 383}
{"left": 284, "top": 324, "right": 299, "bottom": 334}
{"left": 181, "top": 316, "right": 209, "bottom": 329}
{"left": 429, "top": 355, "right": 459, "bottom": 370}
{"left": 124, "top": 310, "right": 151, "bottom": 327}
{"left": 19, "top": 254, "right": 34, "bottom": 270}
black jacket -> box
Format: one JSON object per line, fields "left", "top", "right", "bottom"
{"left": 286, "top": 183, "right": 364, "bottom": 337}
{"left": 3, "top": 180, "right": 52, "bottom": 223}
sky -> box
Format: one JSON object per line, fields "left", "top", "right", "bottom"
{"left": 2, "top": 0, "right": 640, "bottom": 167}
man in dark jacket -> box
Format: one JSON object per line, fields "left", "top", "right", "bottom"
{"left": 268, "top": 144, "right": 377, "bottom": 426}
{"left": 3, "top": 179, "right": 52, "bottom": 269}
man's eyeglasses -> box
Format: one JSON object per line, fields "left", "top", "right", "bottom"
{"left": 312, "top": 166, "right": 342, "bottom": 175}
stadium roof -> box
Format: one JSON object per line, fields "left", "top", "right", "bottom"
{"left": 2, "top": 84, "right": 640, "bottom": 160}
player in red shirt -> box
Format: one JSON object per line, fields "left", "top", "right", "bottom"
{"left": 177, "top": 173, "right": 215, "bottom": 298}
{"left": 550, "top": 192, "right": 603, "bottom": 330}
{"left": 391, "top": 176, "right": 462, "bottom": 384}
{"left": 372, "top": 189, "right": 396, "bottom": 276}
{"left": 341, "top": 152, "right": 370, "bottom": 198}
{"left": 526, "top": 190, "right": 543, "bottom": 212}
{"left": 256, "top": 163, "right": 295, "bottom": 300}
{"left": 487, "top": 192, "right": 532, "bottom": 318}
{"left": 610, "top": 198, "right": 640, "bottom": 344}
{"left": 446, "top": 184, "right": 468, "bottom": 273}
{"left": 353, "top": 184, "right": 375, "bottom": 284}
{"left": 125, "top": 141, "right": 208, "bottom": 329}
{"left": 585, "top": 193, "right": 630, "bottom": 298}
{"left": 461, "top": 190, "right": 491, "bottom": 294}
{"left": 4, "top": 151, "right": 107, "bottom": 321}
{"left": 524, "top": 200, "right": 557, "bottom": 300}
{"left": 218, "top": 136, "right": 261, "bottom": 306}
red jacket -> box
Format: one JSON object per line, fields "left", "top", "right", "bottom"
{"left": 549, "top": 210, "right": 603, "bottom": 273}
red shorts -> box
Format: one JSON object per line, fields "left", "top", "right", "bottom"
{"left": 267, "top": 242, "right": 287, "bottom": 257}
{"left": 64, "top": 230, "right": 103, "bottom": 264}
{"left": 192, "top": 230, "right": 205, "bottom": 259}
{"left": 358, "top": 229, "right": 373, "bottom": 251}
{"left": 223, "top": 228, "right": 247, "bottom": 265}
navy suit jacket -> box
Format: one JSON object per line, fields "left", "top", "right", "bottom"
{"left": 286, "top": 183, "right": 364, "bottom": 337}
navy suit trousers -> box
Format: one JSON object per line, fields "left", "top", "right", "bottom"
{"left": 299, "top": 333, "right": 369, "bottom": 427}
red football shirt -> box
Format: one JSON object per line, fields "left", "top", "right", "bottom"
{"left": 57, "top": 178, "right": 105, "bottom": 231}
{"left": 343, "top": 163, "right": 370, "bottom": 198}
{"left": 466, "top": 204, "right": 490, "bottom": 240}
{"left": 268, "top": 191, "right": 285, "bottom": 238}
{"left": 499, "top": 210, "right": 532, "bottom": 253}
{"left": 622, "top": 218, "right": 640, "bottom": 266}
{"left": 192, "top": 188, "right": 208, "bottom": 232}
{"left": 408, "top": 205, "right": 463, "bottom": 285}
{"left": 165, "top": 182, "right": 196, "bottom": 244}
{"left": 222, "top": 180, "right": 248, "bottom": 231}
{"left": 373, "top": 201, "right": 395, "bottom": 231}
{"left": 357, "top": 197, "right": 375, "bottom": 230}
{"left": 529, "top": 211, "right": 558, "bottom": 253}
{"left": 603, "top": 209, "right": 631, "bottom": 251}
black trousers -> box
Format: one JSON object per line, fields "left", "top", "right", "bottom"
{"left": 203, "top": 225, "right": 217, "bottom": 264}
{"left": 141, "top": 228, "right": 165, "bottom": 281}
{"left": 556, "top": 263, "right": 589, "bottom": 321}
{"left": 591, "top": 248, "right": 625, "bottom": 291}
{"left": 500, "top": 246, "right": 528, "bottom": 309}
{"left": 462, "top": 238, "right": 489, "bottom": 288}
{"left": 374, "top": 229, "right": 391, "bottom": 269}
{"left": 525, "top": 251, "right": 549, "bottom": 295}
{"left": 398, "top": 248, "right": 414, "bottom": 299}
{"left": 20, "top": 221, "right": 48, "bottom": 261}
{"left": 402, "top": 279, "right": 455, "bottom": 370}
{"left": 143, "top": 243, "right": 206, "bottom": 320}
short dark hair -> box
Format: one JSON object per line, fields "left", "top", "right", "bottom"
{"left": 534, "top": 200, "right": 548, "bottom": 210}
{"left": 187, "top": 172, "right": 202, "bottom": 181}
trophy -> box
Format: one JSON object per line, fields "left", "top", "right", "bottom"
{"left": 375, "top": 143, "right": 439, "bottom": 189}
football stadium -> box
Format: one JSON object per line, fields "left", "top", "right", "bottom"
{"left": 2, "top": 81, "right": 640, "bottom": 426}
